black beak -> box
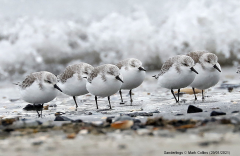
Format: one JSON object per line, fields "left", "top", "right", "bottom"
{"left": 54, "top": 84, "right": 62, "bottom": 92}
{"left": 190, "top": 67, "right": 198, "bottom": 74}
{"left": 115, "top": 75, "right": 124, "bottom": 83}
{"left": 138, "top": 67, "right": 146, "bottom": 71}
{"left": 213, "top": 64, "right": 221, "bottom": 72}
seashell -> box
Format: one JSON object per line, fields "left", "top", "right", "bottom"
{"left": 43, "top": 105, "right": 49, "bottom": 110}
{"left": 111, "top": 120, "right": 134, "bottom": 129}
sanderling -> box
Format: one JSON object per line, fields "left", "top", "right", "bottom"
{"left": 57, "top": 63, "right": 94, "bottom": 108}
{"left": 116, "top": 58, "right": 146, "bottom": 104}
{"left": 16, "top": 71, "right": 62, "bottom": 117}
{"left": 153, "top": 55, "right": 198, "bottom": 103}
{"left": 186, "top": 51, "right": 221, "bottom": 100}
{"left": 86, "top": 64, "right": 123, "bottom": 109}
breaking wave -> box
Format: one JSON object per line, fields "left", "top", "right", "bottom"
{"left": 0, "top": 0, "right": 240, "bottom": 79}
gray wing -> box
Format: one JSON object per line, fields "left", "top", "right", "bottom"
{"left": 116, "top": 62, "right": 123, "bottom": 69}
{"left": 21, "top": 73, "right": 38, "bottom": 89}
{"left": 158, "top": 58, "right": 174, "bottom": 77}
{"left": 87, "top": 65, "right": 108, "bottom": 83}
{"left": 186, "top": 51, "right": 206, "bottom": 64}
{"left": 87, "top": 67, "right": 100, "bottom": 83}
{"left": 154, "top": 56, "right": 180, "bottom": 78}
{"left": 116, "top": 59, "right": 129, "bottom": 69}
{"left": 58, "top": 64, "right": 83, "bottom": 83}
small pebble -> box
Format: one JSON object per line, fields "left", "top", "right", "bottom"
{"left": 43, "top": 105, "right": 49, "bottom": 110}
{"left": 187, "top": 105, "right": 203, "bottom": 113}
{"left": 79, "top": 129, "right": 88, "bottom": 135}
{"left": 67, "top": 133, "right": 76, "bottom": 139}
{"left": 54, "top": 116, "right": 73, "bottom": 121}
{"left": 210, "top": 111, "right": 226, "bottom": 116}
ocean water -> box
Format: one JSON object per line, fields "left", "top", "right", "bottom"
{"left": 0, "top": 0, "right": 240, "bottom": 80}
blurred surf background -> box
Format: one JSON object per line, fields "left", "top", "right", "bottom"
{"left": 0, "top": 0, "right": 240, "bottom": 80}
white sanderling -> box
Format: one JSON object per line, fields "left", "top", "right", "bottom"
{"left": 16, "top": 71, "right": 62, "bottom": 117}
{"left": 57, "top": 63, "right": 94, "bottom": 108}
{"left": 86, "top": 64, "right": 123, "bottom": 109}
{"left": 186, "top": 51, "right": 221, "bottom": 100}
{"left": 153, "top": 55, "right": 198, "bottom": 103}
{"left": 116, "top": 58, "right": 146, "bottom": 104}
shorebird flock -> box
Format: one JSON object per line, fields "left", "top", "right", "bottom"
{"left": 16, "top": 50, "right": 222, "bottom": 117}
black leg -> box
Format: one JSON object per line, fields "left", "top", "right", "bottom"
{"left": 202, "top": 90, "right": 204, "bottom": 100}
{"left": 192, "top": 87, "right": 197, "bottom": 100}
{"left": 40, "top": 104, "right": 43, "bottom": 118}
{"left": 129, "top": 89, "right": 133, "bottom": 105}
{"left": 73, "top": 96, "right": 78, "bottom": 108}
{"left": 119, "top": 89, "right": 123, "bottom": 103}
{"left": 108, "top": 96, "right": 112, "bottom": 109}
{"left": 95, "top": 96, "right": 99, "bottom": 109}
{"left": 33, "top": 103, "right": 40, "bottom": 118}
{"left": 171, "top": 89, "right": 178, "bottom": 103}
{"left": 177, "top": 89, "right": 180, "bottom": 102}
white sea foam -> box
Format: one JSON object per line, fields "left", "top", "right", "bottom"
{"left": 0, "top": 0, "right": 240, "bottom": 79}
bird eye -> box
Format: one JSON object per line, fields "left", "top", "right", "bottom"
{"left": 45, "top": 80, "right": 51, "bottom": 84}
{"left": 206, "top": 60, "right": 210, "bottom": 63}
{"left": 183, "top": 63, "right": 188, "bottom": 66}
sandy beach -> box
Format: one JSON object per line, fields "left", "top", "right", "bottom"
{"left": 0, "top": 67, "right": 239, "bottom": 156}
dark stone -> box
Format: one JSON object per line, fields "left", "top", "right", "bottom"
{"left": 177, "top": 128, "right": 187, "bottom": 132}
{"left": 228, "top": 87, "right": 233, "bottom": 92}
{"left": 120, "top": 113, "right": 136, "bottom": 117}
{"left": 9, "top": 99, "right": 19, "bottom": 102}
{"left": 106, "top": 117, "right": 112, "bottom": 123}
{"left": 220, "top": 119, "right": 231, "bottom": 124}
{"left": 187, "top": 105, "right": 203, "bottom": 113}
{"left": 120, "top": 112, "right": 153, "bottom": 117}
{"left": 35, "top": 120, "right": 43, "bottom": 125}
{"left": 201, "top": 119, "right": 209, "bottom": 125}
{"left": 32, "top": 141, "right": 43, "bottom": 146}
{"left": 199, "top": 141, "right": 219, "bottom": 147}
{"left": 219, "top": 83, "right": 240, "bottom": 89}
{"left": 49, "top": 104, "right": 57, "bottom": 107}
{"left": 3, "top": 128, "right": 14, "bottom": 133}
{"left": 150, "top": 110, "right": 160, "bottom": 113}
{"left": 133, "top": 119, "right": 141, "bottom": 124}
{"left": 118, "top": 144, "right": 126, "bottom": 149}
{"left": 232, "top": 111, "right": 239, "bottom": 113}
{"left": 85, "top": 112, "right": 92, "bottom": 115}
{"left": 210, "top": 111, "right": 226, "bottom": 116}
{"left": 54, "top": 116, "right": 73, "bottom": 121}
{"left": 131, "top": 125, "right": 140, "bottom": 130}
{"left": 72, "top": 119, "right": 83, "bottom": 123}
{"left": 23, "top": 104, "right": 43, "bottom": 111}
{"left": 211, "top": 118, "right": 217, "bottom": 122}
{"left": 175, "top": 114, "right": 184, "bottom": 116}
